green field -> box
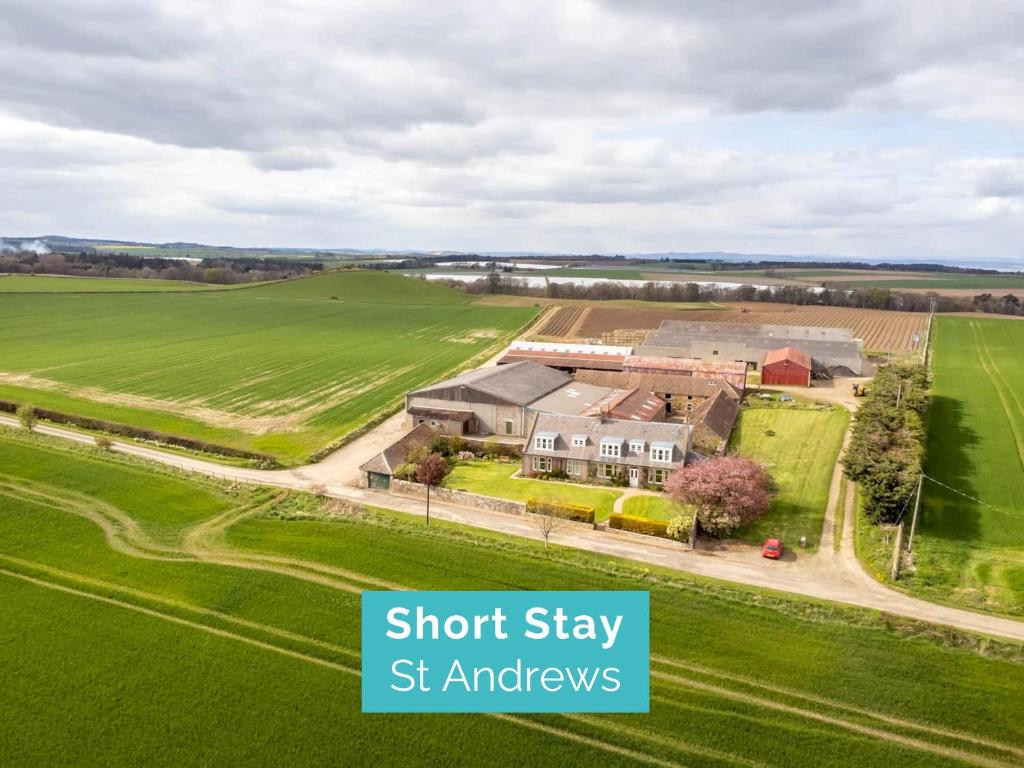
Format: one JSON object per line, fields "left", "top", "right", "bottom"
{"left": 914, "top": 317, "right": 1024, "bottom": 615}
{"left": 0, "top": 274, "right": 223, "bottom": 292}
{"left": 1, "top": 429, "right": 1023, "bottom": 767}
{"left": 728, "top": 404, "right": 850, "bottom": 549}
{"left": 0, "top": 271, "right": 535, "bottom": 464}
{"left": 442, "top": 460, "right": 622, "bottom": 520}
{"left": 835, "top": 275, "right": 1024, "bottom": 290}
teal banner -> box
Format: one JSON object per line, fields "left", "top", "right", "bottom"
{"left": 361, "top": 591, "right": 649, "bottom": 713}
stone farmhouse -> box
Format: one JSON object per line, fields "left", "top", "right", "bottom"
{"left": 523, "top": 413, "right": 692, "bottom": 489}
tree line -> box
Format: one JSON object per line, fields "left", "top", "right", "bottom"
{"left": 0, "top": 251, "right": 320, "bottom": 284}
{"left": 445, "top": 273, "right": 1023, "bottom": 316}
{"left": 842, "top": 364, "right": 929, "bottom": 524}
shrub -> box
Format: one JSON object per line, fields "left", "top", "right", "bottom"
{"left": 392, "top": 462, "right": 417, "bottom": 481}
{"left": 525, "top": 497, "right": 594, "bottom": 524}
{"left": 430, "top": 434, "right": 467, "bottom": 457}
{"left": 608, "top": 472, "right": 629, "bottom": 487}
{"left": 666, "top": 513, "right": 696, "bottom": 542}
{"left": 16, "top": 404, "right": 37, "bottom": 431}
{"left": 608, "top": 514, "right": 670, "bottom": 539}
{"left": 541, "top": 469, "right": 569, "bottom": 480}
{"left": 94, "top": 435, "right": 114, "bottom": 451}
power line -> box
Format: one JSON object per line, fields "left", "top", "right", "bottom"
{"left": 921, "top": 473, "right": 1002, "bottom": 511}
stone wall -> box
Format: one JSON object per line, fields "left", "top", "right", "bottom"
{"left": 390, "top": 478, "right": 527, "bottom": 516}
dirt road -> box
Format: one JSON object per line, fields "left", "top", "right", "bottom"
{"left": 3, "top": 413, "right": 1022, "bottom": 642}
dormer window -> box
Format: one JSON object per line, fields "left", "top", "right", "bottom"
{"left": 600, "top": 437, "right": 623, "bottom": 459}
{"left": 534, "top": 432, "right": 557, "bottom": 451}
{"left": 571, "top": 435, "right": 587, "bottom": 447}
{"left": 650, "top": 443, "right": 673, "bottom": 463}
{"left": 629, "top": 439, "right": 645, "bottom": 454}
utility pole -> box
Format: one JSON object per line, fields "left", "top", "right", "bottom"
{"left": 896, "top": 381, "right": 902, "bottom": 409}
{"left": 907, "top": 475, "right": 923, "bottom": 552}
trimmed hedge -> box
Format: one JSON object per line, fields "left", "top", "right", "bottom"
{"left": 0, "top": 399, "right": 280, "bottom": 468}
{"left": 525, "top": 497, "right": 595, "bottom": 524}
{"left": 608, "top": 513, "right": 671, "bottom": 539}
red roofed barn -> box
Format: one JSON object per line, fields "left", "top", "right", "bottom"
{"left": 761, "top": 347, "right": 812, "bottom": 387}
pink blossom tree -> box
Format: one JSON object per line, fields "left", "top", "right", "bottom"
{"left": 664, "top": 457, "right": 775, "bottom": 536}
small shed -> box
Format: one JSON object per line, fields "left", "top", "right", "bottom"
{"left": 761, "top": 347, "right": 812, "bottom": 387}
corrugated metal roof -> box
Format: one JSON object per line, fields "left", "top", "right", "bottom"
{"left": 624, "top": 355, "right": 747, "bottom": 375}
{"left": 409, "top": 361, "right": 570, "bottom": 406}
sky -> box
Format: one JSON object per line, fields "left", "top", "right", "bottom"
{"left": 1, "top": 0, "right": 1024, "bottom": 261}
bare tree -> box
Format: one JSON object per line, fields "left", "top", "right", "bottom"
{"left": 532, "top": 501, "right": 566, "bottom": 549}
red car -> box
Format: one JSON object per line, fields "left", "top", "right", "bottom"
{"left": 761, "top": 538, "right": 783, "bottom": 559}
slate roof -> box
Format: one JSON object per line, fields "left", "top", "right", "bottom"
{"left": 690, "top": 389, "right": 740, "bottom": 441}
{"left": 524, "top": 414, "right": 691, "bottom": 469}
{"left": 408, "top": 361, "right": 570, "bottom": 406}
{"left": 359, "top": 423, "right": 435, "bottom": 476}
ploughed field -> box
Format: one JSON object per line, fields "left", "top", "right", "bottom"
{"left": 0, "top": 271, "right": 535, "bottom": 464}
{"left": 551, "top": 303, "right": 927, "bottom": 354}
{"left": 1, "top": 427, "right": 1022, "bottom": 768}
{"left": 915, "top": 317, "right": 1024, "bottom": 615}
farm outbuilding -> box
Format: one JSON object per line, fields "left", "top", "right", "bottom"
{"left": 761, "top": 347, "right": 812, "bottom": 387}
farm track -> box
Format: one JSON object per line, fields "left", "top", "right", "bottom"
{"left": 3, "top": 475, "right": 1022, "bottom": 768}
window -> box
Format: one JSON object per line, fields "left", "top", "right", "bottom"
{"left": 650, "top": 446, "right": 672, "bottom": 463}
{"left": 600, "top": 463, "right": 616, "bottom": 479}
{"left": 571, "top": 435, "right": 586, "bottom": 447}
{"left": 712, "top": 349, "right": 719, "bottom": 355}
{"left": 534, "top": 435, "right": 554, "bottom": 451}
{"left": 685, "top": 402, "right": 695, "bottom": 413}
{"left": 566, "top": 459, "right": 582, "bottom": 476}
{"left": 649, "top": 468, "right": 666, "bottom": 485}
{"left": 532, "top": 456, "right": 552, "bottom": 472}
{"left": 629, "top": 439, "right": 645, "bottom": 454}
{"left": 600, "top": 440, "right": 622, "bottom": 458}
{"left": 504, "top": 420, "right": 513, "bottom": 435}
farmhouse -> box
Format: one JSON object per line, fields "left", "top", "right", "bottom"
{"left": 524, "top": 414, "right": 692, "bottom": 488}
{"left": 359, "top": 423, "right": 435, "bottom": 489}
{"left": 574, "top": 369, "right": 740, "bottom": 416}
{"left": 406, "top": 362, "right": 571, "bottom": 437}
{"left": 761, "top": 346, "right": 812, "bottom": 387}
{"left": 639, "top": 320, "right": 863, "bottom": 375}
{"left": 622, "top": 354, "right": 748, "bottom": 390}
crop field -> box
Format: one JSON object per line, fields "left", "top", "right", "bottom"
{"left": 914, "top": 317, "right": 1024, "bottom": 615}
{"left": 0, "top": 274, "right": 222, "bottom": 292}
{"left": 728, "top": 403, "right": 850, "bottom": 549}
{"left": 0, "top": 271, "right": 535, "bottom": 464}
{"left": 571, "top": 304, "right": 927, "bottom": 353}
{"left": 1, "top": 429, "right": 1023, "bottom": 767}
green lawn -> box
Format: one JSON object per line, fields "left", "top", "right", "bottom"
{"left": 911, "top": 317, "right": 1024, "bottom": 615}
{"left": 0, "top": 274, "right": 223, "bottom": 292}
{"left": 728, "top": 404, "right": 850, "bottom": 549}
{"left": 0, "top": 429, "right": 1022, "bottom": 767}
{"left": 0, "top": 271, "right": 535, "bottom": 464}
{"left": 620, "top": 495, "right": 686, "bottom": 521}
{"left": 442, "top": 460, "right": 622, "bottom": 520}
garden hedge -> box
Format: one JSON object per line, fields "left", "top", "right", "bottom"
{"left": 525, "top": 497, "right": 595, "bottom": 524}
{"left": 608, "top": 513, "right": 671, "bottom": 539}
